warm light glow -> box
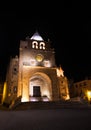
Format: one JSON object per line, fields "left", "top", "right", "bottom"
{"left": 2, "top": 82, "right": 7, "bottom": 103}
{"left": 42, "top": 90, "right": 49, "bottom": 96}
{"left": 87, "top": 90, "right": 91, "bottom": 101}
{"left": 57, "top": 66, "right": 64, "bottom": 77}
{"left": 21, "top": 97, "right": 28, "bottom": 102}
{"left": 65, "top": 95, "right": 70, "bottom": 100}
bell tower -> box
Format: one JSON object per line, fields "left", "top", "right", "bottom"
{"left": 17, "top": 31, "right": 60, "bottom": 102}
{"left": 24, "top": 31, "right": 56, "bottom": 67}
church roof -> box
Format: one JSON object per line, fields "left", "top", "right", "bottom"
{"left": 30, "top": 31, "right": 44, "bottom": 41}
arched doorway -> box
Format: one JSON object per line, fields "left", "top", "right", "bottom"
{"left": 29, "top": 72, "right": 52, "bottom": 101}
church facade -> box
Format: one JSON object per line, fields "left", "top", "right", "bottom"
{"left": 3, "top": 31, "right": 70, "bottom": 105}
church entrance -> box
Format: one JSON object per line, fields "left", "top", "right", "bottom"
{"left": 33, "top": 86, "right": 41, "bottom": 97}
{"left": 29, "top": 72, "right": 52, "bottom": 101}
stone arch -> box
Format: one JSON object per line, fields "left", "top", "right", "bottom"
{"left": 29, "top": 72, "right": 52, "bottom": 101}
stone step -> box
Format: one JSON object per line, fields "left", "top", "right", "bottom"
{"left": 12, "top": 100, "right": 91, "bottom": 110}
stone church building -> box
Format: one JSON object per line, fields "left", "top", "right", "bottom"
{"left": 2, "top": 31, "right": 70, "bottom": 106}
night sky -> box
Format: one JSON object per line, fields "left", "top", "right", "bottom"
{"left": 0, "top": 3, "right": 91, "bottom": 82}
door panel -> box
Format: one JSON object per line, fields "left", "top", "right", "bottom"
{"left": 33, "top": 86, "right": 41, "bottom": 97}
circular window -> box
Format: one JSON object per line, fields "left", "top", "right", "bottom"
{"left": 35, "top": 54, "right": 44, "bottom": 62}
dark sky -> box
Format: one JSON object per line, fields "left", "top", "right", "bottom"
{"left": 0, "top": 2, "right": 91, "bottom": 82}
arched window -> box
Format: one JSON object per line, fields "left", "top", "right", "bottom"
{"left": 32, "top": 41, "right": 38, "bottom": 49}
{"left": 40, "top": 42, "right": 45, "bottom": 50}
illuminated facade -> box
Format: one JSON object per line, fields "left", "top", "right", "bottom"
{"left": 3, "top": 31, "right": 70, "bottom": 105}
{"left": 72, "top": 79, "right": 91, "bottom": 101}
